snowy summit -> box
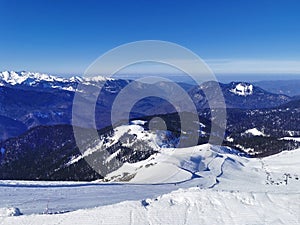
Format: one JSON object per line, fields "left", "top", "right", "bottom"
{"left": 0, "top": 71, "right": 68, "bottom": 85}
{"left": 230, "top": 83, "right": 254, "bottom": 96}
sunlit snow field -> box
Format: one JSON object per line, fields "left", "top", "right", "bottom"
{"left": 1, "top": 143, "right": 300, "bottom": 224}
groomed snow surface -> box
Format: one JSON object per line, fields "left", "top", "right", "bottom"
{"left": 1, "top": 136, "right": 300, "bottom": 224}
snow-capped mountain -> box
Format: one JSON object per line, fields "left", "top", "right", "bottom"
{"left": 0, "top": 71, "right": 131, "bottom": 140}
{"left": 0, "top": 71, "right": 66, "bottom": 86}
{"left": 229, "top": 82, "right": 253, "bottom": 96}
{"left": 0, "top": 71, "right": 291, "bottom": 110}
{"left": 0, "top": 70, "right": 300, "bottom": 174}
{"left": 189, "top": 81, "right": 291, "bottom": 109}
{"left": 0, "top": 71, "right": 113, "bottom": 92}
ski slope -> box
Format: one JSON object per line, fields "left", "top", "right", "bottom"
{"left": 1, "top": 188, "right": 299, "bottom": 225}
{"left": 0, "top": 143, "right": 300, "bottom": 224}
{"left": 102, "top": 144, "right": 300, "bottom": 192}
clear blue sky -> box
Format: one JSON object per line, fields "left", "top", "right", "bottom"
{"left": 1, "top": 0, "right": 300, "bottom": 78}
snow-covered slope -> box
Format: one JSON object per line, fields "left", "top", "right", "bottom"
{"left": 101, "top": 144, "right": 245, "bottom": 185}
{"left": 101, "top": 143, "right": 300, "bottom": 192}
{"left": 1, "top": 187, "right": 299, "bottom": 225}
{"left": 91, "top": 122, "right": 300, "bottom": 191}
{"left": 0, "top": 146, "right": 300, "bottom": 224}
{"left": 65, "top": 123, "right": 162, "bottom": 169}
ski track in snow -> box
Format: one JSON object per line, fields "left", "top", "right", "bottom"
{"left": 0, "top": 144, "right": 300, "bottom": 224}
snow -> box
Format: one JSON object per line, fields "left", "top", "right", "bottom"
{"left": 234, "top": 144, "right": 255, "bottom": 153}
{"left": 193, "top": 121, "right": 206, "bottom": 128}
{"left": 0, "top": 208, "right": 22, "bottom": 217}
{"left": 65, "top": 140, "right": 106, "bottom": 166}
{"left": 226, "top": 136, "right": 234, "bottom": 142}
{"left": 87, "top": 142, "right": 300, "bottom": 196}
{"left": 244, "top": 128, "right": 266, "bottom": 136}
{"left": 0, "top": 71, "right": 112, "bottom": 92}
{"left": 101, "top": 143, "right": 300, "bottom": 192}
{"left": 287, "top": 130, "right": 296, "bottom": 136}
{"left": 0, "top": 71, "right": 66, "bottom": 85}
{"left": 65, "top": 124, "right": 159, "bottom": 167}
{"left": 230, "top": 83, "right": 253, "bottom": 96}
{"left": 0, "top": 181, "right": 177, "bottom": 216}
{"left": 130, "top": 120, "right": 147, "bottom": 125}
{"left": 101, "top": 144, "right": 244, "bottom": 185}
{"left": 83, "top": 75, "right": 113, "bottom": 82}
{"left": 2, "top": 71, "right": 298, "bottom": 223}
{"left": 1, "top": 187, "right": 299, "bottom": 225}
{"left": 103, "top": 144, "right": 220, "bottom": 184}
{"left": 69, "top": 76, "right": 83, "bottom": 82}
{"left": 1, "top": 127, "right": 300, "bottom": 224}
{"left": 51, "top": 85, "right": 77, "bottom": 92}
{"left": 105, "top": 124, "right": 158, "bottom": 148}
{"left": 280, "top": 137, "right": 300, "bottom": 142}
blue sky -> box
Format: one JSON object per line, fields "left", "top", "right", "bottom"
{"left": 1, "top": 0, "right": 300, "bottom": 79}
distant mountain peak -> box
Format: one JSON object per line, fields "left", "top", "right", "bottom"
{"left": 0, "top": 71, "right": 68, "bottom": 85}
{"left": 0, "top": 71, "right": 113, "bottom": 91}
{"left": 229, "top": 82, "right": 253, "bottom": 96}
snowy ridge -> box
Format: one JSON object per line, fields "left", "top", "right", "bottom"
{"left": 0, "top": 71, "right": 113, "bottom": 91}
{"left": 0, "top": 71, "right": 68, "bottom": 85}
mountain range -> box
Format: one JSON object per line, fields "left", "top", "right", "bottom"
{"left": 0, "top": 71, "right": 300, "bottom": 180}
